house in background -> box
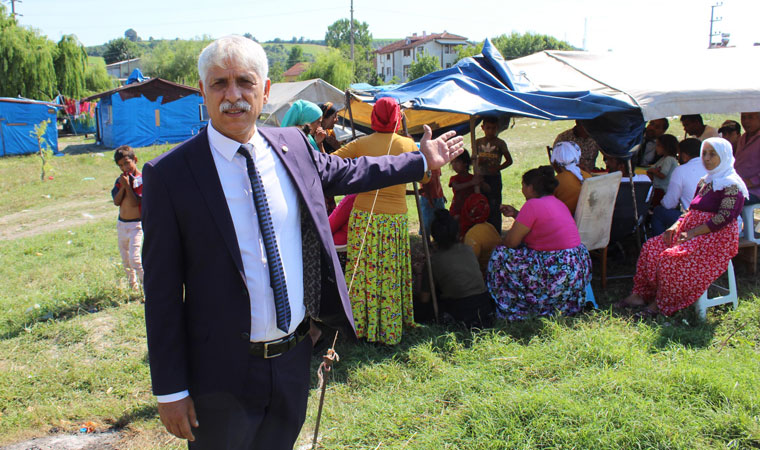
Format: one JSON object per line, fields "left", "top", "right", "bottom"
{"left": 106, "top": 58, "right": 142, "bottom": 83}
{"left": 282, "top": 62, "right": 310, "bottom": 82}
{"left": 375, "top": 31, "right": 469, "bottom": 82}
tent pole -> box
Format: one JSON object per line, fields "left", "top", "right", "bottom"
{"left": 404, "top": 113, "right": 439, "bottom": 323}
{"left": 627, "top": 159, "right": 642, "bottom": 250}
{"left": 345, "top": 90, "right": 356, "bottom": 140}
{"left": 470, "top": 116, "right": 480, "bottom": 193}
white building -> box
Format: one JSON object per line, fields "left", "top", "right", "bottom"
{"left": 105, "top": 58, "right": 142, "bottom": 82}
{"left": 375, "top": 31, "right": 469, "bottom": 83}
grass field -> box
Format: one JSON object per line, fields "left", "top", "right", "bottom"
{"left": 0, "top": 116, "right": 758, "bottom": 449}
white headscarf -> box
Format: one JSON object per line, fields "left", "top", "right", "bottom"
{"left": 551, "top": 141, "right": 584, "bottom": 181}
{"left": 701, "top": 137, "right": 749, "bottom": 199}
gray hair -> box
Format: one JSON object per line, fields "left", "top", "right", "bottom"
{"left": 198, "top": 35, "right": 269, "bottom": 85}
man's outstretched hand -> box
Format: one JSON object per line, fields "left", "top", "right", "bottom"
{"left": 419, "top": 124, "right": 465, "bottom": 170}
{"left": 158, "top": 396, "right": 199, "bottom": 442}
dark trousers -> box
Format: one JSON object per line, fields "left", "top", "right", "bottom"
{"left": 189, "top": 337, "right": 312, "bottom": 450}
{"left": 483, "top": 175, "right": 502, "bottom": 233}
{"left": 748, "top": 193, "right": 760, "bottom": 205}
{"left": 439, "top": 291, "right": 495, "bottom": 327}
{"left": 651, "top": 205, "right": 682, "bottom": 236}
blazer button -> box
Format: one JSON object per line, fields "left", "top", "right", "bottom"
{"left": 240, "top": 332, "right": 250, "bottom": 341}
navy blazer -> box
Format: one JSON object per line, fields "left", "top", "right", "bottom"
{"left": 142, "top": 126, "right": 425, "bottom": 397}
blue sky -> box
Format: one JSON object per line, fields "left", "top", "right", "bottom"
{"left": 12, "top": 0, "right": 760, "bottom": 53}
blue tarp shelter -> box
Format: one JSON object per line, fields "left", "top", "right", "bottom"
{"left": 341, "top": 39, "right": 645, "bottom": 156}
{"left": 83, "top": 78, "right": 206, "bottom": 148}
{"left": 0, "top": 98, "right": 61, "bottom": 157}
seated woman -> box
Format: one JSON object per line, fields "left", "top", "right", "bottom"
{"left": 617, "top": 137, "right": 748, "bottom": 317}
{"left": 551, "top": 141, "right": 591, "bottom": 215}
{"left": 460, "top": 193, "right": 501, "bottom": 276}
{"left": 426, "top": 210, "right": 494, "bottom": 326}
{"left": 487, "top": 166, "right": 591, "bottom": 321}
{"left": 318, "top": 101, "right": 344, "bottom": 153}
{"left": 281, "top": 99, "right": 325, "bottom": 151}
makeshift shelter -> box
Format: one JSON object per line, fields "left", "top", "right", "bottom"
{"left": 508, "top": 47, "right": 760, "bottom": 122}
{"left": 260, "top": 78, "right": 345, "bottom": 126}
{"left": 0, "top": 97, "right": 60, "bottom": 157}
{"left": 83, "top": 78, "right": 206, "bottom": 148}
{"left": 340, "top": 39, "right": 645, "bottom": 156}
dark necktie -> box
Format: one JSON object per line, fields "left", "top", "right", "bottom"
{"left": 237, "top": 144, "right": 291, "bottom": 333}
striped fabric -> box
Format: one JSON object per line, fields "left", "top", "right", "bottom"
{"left": 238, "top": 144, "right": 291, "bottom": 333}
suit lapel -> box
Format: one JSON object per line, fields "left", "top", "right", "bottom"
{"left": 259, "top": 127, "right": 315, "bottom": 204}
{"left": 184, "top": 130, "right": 246, "bottom": 282}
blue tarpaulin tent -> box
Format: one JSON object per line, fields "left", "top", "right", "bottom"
{"left": 341, "top": 39, "right": 645, "bottom": 156}
{"left": 0, "top": 98, "right": 61, "bottom": 157}
{"left": 83, "top": 78, "right": 206, "bottom": 148}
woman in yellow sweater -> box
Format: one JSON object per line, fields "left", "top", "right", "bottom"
{"left": 331, "top": 97, "right": 419, "bottom": 345}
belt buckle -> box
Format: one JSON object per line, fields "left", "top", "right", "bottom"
{"left": 263, "top": 334, "right": 292, "bottom": 359}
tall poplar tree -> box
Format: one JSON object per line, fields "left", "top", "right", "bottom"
{"left": 54, "top": 35, "right": 88, "bottom": 98}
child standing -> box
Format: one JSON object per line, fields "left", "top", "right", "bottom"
{"left": 474, "top": 117, "right": 512, "bottom": 233}
{"left": 449, "top": 150, "right": 488, "bottom": 220}
{"left": 111, "top": 146, "right": 144, "bottom": 292}
{"left": 646, "top": 134, "right": 679, "bottom": 208}
{"left": 419, "top": 167, "right": 446, "bottom": 237}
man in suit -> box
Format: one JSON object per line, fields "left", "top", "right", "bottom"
{"left": 142, "top": 35, "right": 464, "bottom": 449}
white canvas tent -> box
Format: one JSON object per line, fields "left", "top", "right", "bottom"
{"left": 508, "top": 47, "right": 760, "bottom": 121}
{"left": 260, "top": 78, "right": 345, "bottom": 126}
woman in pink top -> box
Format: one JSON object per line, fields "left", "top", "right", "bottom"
{"left": 487, "top": 166, "right": 591, "bottom": 321}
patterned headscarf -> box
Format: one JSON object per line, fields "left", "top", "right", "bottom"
{"left": 551, "top": 141, "right": 584, "bottom": 182}
{"left": 459, "top": 193, "right": 490, "bottom": 236}
{"left": 701, "top": 137, "right": 749, "bottom": 199}
{"left": 281, "top": 100, "right": 322, "bottom": 127}
{"left": 371, "top": 97, "right": 401, "bottom": 133}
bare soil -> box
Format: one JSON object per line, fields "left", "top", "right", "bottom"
{"left": 0, "top": 199, "right": 111, "bottom": 241}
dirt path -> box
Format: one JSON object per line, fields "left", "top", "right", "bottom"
{"left": 0, "top": 198, "right": 112, "bottom": 241}
{"left": 1, "top": 432, "right": 118, "bottom": 450}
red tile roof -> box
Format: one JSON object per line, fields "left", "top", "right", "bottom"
{"left": 376, "top": 32, "right": 469, "bottom": 54}
{"left": 283, "top": 62, "right": 310, "bottom": 77}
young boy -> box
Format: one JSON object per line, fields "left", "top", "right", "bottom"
{"left": 474, "top": 117, "right": 512, "bottom": 232}
{"left": 111, "top": 145, "right": 144, "bottom": 292}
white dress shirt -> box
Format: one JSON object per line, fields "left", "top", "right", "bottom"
{"left": 157, "top": 123, "right": 306, "bottom": 403}
{"left": 660, "top": 157, "right": 707, "bottom": 210}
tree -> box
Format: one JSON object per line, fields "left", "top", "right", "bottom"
{"left": 142, "top": 38, "right": 211, "bottom": 86}
{"left": 103, "top": 37, "right": 140, "bottom": 64}
{"left": 0, "top": 5, "right": 57, "bottom": 98}
{"left": 456, "top": 42, "right": 483, "bottom": 61}
{"left": 408, "top": 53, "right": 440, "bottom": 81}
{"left": 269, "top": 61, "right": 284, "bottom": 83}
{"left": 492, "top": 32, "right": 573, "bottom": 60}
{"left": 31, "top": 119, "right": 54, "bottom": 181}
{"left": 54, "top": 35, "right": 88, "bottom": 98}
{"left": 84, "top": 57, "right": 116, "bottom": 95}
{"left": 325, "top": 18, "right": 372, "bottom": 49}
{"left": 243, "top": 32, "right": 254, "bottom": 41}
{"left": 286, "top": 45, "right": 304, "bottom": 69}
{"left": 299, "top": 50, "right": 353, "bottom": 90}
{"left": 124, "top": 28, "right": 140, "bottom": 42}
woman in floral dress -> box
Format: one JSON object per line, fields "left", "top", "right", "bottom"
{"left": 331, "top": 98, "right": 418, "bottom": 345}
{"left": 487, "top": 166, "right": 591, "bottom": 321}
{"left": 617, "top": 137, "right": 748, "bottom": 316}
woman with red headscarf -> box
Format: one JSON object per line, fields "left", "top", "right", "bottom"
{"left": 331, "top": 97, "right": 423, "bottom": 345}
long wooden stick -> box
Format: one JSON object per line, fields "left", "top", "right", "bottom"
{"left": 404, "top": 114, "right": 439, "bottom": 322}
{"left": 470, "top": 116, "right": 480, "bottom": 193}
{"left": 345, "top": 90, "right": 356, "bottom": 140}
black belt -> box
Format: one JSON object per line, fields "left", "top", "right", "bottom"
{"left": 249, "top": 320, "right": 310, "bottom": 359}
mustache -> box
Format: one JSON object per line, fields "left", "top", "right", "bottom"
{"left": 219, "top": 100, "right": 252, "bottom": 113}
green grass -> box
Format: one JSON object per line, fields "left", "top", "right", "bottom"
{"left": 0, "top": 115, "right": 757, "bottom": 449}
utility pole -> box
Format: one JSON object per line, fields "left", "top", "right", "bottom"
{"left": 708, "top": 2, "right": 723, "bottom": 48}
{"left": 582, "top": 17, "right": 588, "bottom": 51}
{"left": 350, "top": 0, "right": 355, "bottom": 61}
{"left": 8, "top": 0, "right": 22, "bottom": 21}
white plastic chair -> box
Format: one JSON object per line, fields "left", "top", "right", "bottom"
{"left": 694, "top": 260, "right": 737, "bottom": 320}
{"left": 740, "top": 204, "right": 760, "bottom": 244}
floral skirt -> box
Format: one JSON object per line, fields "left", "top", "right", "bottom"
{"left": 345, "top": 209, "right": 414, "bottom": 345}
{"left": 486, "top": 244, "right": 591, "bottom": 321}
{"left": 632, "top": 209, "right": 739, "bottom": 315}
